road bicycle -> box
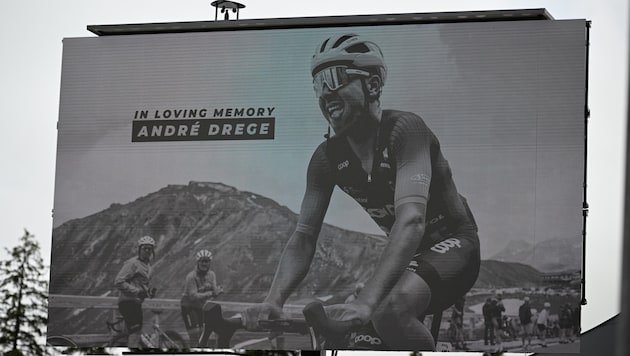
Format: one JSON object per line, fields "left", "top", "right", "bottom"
{"left": 200, "top": 302, "right": 398, "bottom": 350}
{"left": 198, "top": 301, "right": 450, "bottom": 352}
{"left": 106, "top": 308, "right": 187, "bottom": 350}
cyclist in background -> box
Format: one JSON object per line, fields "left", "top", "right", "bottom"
{"left": 114, "top": 236, "right": 156, "bottom": 348}
{"left": 451, "top": 296, "right": 467, "bottom": 350}
{"left": 492, "top": 294, "right": 505, "bottom": 352}
{"left": 537, "top": 302, "right": 551, "bottom": 347}
{"left": 243, "top": 33, "right": 480, "bottom": 351}
{"left": 518, "top": 296, "right": 533, "bottom": 351}
{"left": 181, "top": 249, "right": 223, "bottom": 347}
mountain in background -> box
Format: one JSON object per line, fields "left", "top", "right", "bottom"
{"left": 489, "top": 236, "right": 582, "bottom": 272}
{"left": 49, "top": 182, "right": 385, "bottom": 334}
{"left": 474, "top": 260, "right": 541, "bottom": 289}
{"left": 49, "top": 181, "right": 551, "bottom": 335}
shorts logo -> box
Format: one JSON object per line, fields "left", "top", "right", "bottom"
{"left": 430, "top": 238, "right": 462, "bottom": 254}
{"left": 338, "top": 160, "right": 350, "bottom": 170}
{"left": 354, "top": 334, "right": 382, "bottom": 345}
{"left": 410, "top": 173, "right": 430, "bottom": 185}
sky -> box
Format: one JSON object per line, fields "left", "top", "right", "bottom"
{"left": 0, "top": 0, "right": 627, "bottom": 354}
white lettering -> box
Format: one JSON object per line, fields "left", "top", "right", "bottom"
{"left": 137, "top": 126, "right": 148, "bottom": 137}
{"left": 234, "top": 123, "right": 244, "bottom": 135}
{"left": 430, "top": 238, "right": 462, "bottom": 254}
{"left": 338, "top": 160, "right": 350, "bottom": 170}
{"left": 208, "top": 124, "right": 220, "bottom": 135}
{"left": 355, "top": 334, "right": 382, "bottom": 345}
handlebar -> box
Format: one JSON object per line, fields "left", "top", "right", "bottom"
{"left": 200, "top": 301, "right": 366, "bottom": 350}
{"left": 302, "top": 301, "right": 359, "bottom": 346}
{"left": 200, "top": 302, "right": 314, "bottom": 348}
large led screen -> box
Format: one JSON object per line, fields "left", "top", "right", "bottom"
{"left": 48, "top": 16, "right": 587, "bottom": 353}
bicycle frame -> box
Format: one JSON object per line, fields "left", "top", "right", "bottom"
{"left": 106, "top": 310, "right": 186, "bottom": 349}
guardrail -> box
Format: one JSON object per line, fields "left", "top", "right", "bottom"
{"left": 48, "top": 294, "right": 308, "bottom": 347}
{"left": 48, "top": 294, "right": 305, "bottom": 317}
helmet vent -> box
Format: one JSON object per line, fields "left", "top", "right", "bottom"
{"left": 333, "top": 35, "right": 355, "bottom": 48}
{"left": 346, "top": 43, "right": 370, "bottom": 54}
{"left": 319, "top": 39, "right": 330, "bottom": 53}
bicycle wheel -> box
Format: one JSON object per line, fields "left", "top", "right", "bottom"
{"left": 47, "top": 336, "right": 78, "bottom": 347}
{"left": 158, "top": 330, "right": 187, "bottom": 350}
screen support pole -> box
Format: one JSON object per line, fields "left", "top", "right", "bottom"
{"left": 580, "top": 20, "right": 591, "bottom": 307}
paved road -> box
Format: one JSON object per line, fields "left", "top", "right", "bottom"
{"left": 453, "top": 336, "right": 581, "bottom": 353}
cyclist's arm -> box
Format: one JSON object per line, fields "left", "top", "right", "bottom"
{"left": 264, "top": 145, "right": 334, "bottom": 308}
{"left": 114, "top": 260, "right": 142, "bottom": 295}
{"left": 208, "top": 270, "right": 219, "bottom": 296}
{"left": 356, "top": 115, "right": 432, "bottom": 313}
{"left": 184, "top": 272, "right": 212, "bottom": 301}
{"left": 356, "top": 202, "right": 426, "bottom": 313}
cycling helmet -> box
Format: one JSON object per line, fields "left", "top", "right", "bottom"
{"left": 311, "top": 34, "right": 387, "bottom": 84}
{"left": 137, "top": 236, "right": 155, "bottom": 247}
{"left": 196, "top": 249, "right": 213, "bottom": 261}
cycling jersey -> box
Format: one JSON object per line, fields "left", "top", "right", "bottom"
{"left": 115, "top": 256, "right": 152, "bottom": 303}
{"left": 115, "top": 256, "right": 152, "bottom": 334}
{"left": 297, "top": 109, "right": 480, "bottom": 312}
{"left": 181, "top": 269, "right": 218, "bottom": 309}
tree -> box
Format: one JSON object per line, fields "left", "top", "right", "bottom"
{"left": 0, "top": 229, "right": 49, "bottom": 356}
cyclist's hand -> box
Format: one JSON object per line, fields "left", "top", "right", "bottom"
{"left": 148, "top": 287, "right": 157, "bottom": 298}
{"left": 324, "top": 301, "right": 371, "bottom": 326}
{"left": 242, "top": 303, "right": 284, "bottom": 331}
{"left": 137, "top": 289, "right": 148, "bottom": 300}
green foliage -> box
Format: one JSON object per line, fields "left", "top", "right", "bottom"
{"left": 0, "top": 230, "right": 49, "bottom": 355}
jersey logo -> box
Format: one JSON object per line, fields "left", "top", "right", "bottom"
{"left": 428, "top": 214, "right": 445, "bottom": 226}
{"left": 337, "top": 160, "right": 350, "bottom": 171}
{"left": 430, "top": 238, "right": 462, "bottom": 254}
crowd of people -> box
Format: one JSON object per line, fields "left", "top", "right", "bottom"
{"left": 479, "top": 294, "right": 580, "bottom": 352}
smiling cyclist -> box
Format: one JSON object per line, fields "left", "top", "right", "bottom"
{"left": 114, "top": 235, "right": 156, "bottom": 349}
{"left": 180, "top": 249, "right": 222, "bottom": 347}
{"left": 243, "top": 33, "right": 480, "bottom": 351}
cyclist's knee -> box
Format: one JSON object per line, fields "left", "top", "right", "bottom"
{"left": 376, "top": 273, "right": 431, "bottom": 320}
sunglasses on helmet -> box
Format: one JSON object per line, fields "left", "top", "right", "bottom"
{"left": 313, "top": 66, "right": 370, "bottom": 97}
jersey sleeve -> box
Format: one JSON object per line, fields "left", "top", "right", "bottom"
{"left": 389, "top": 113, "right": 434, "bottom": 209}
{"left": 295, "top": 143, "right": 335, "bottom": 237}
{"left": 208, "top": 271, "right": 218, "bottom": 293}
{"left": 183, "top": 272, "right": 199, "bottom": 298}
{"left": 115, "top": 259, "right": 140, "bottom": 295}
